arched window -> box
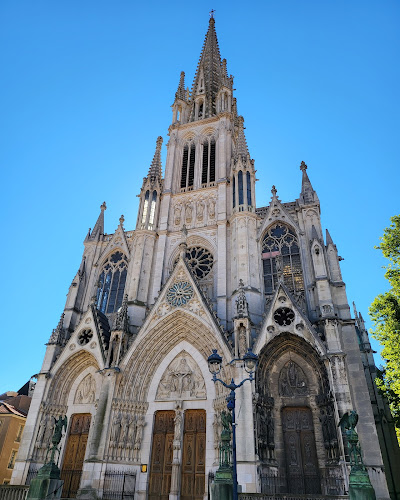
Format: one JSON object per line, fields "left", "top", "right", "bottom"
{"left": 97, "top": 251, "right": 128, "bottom": 314}
{"left": 246, "top": 171, "right": 251, "bottom": 206}
{"left": 202, "top": 137, "right": 216, "bottom": 185}
{"left": 233, "top": 176, "right": 236, "bottom": 208}
{"left": 149, "top": 190, "right": 157, "bottom": 227}
{"left": 141, "top": 190, "right": 149, "bottom": 224}
{"left": 198, "top": 101, "right": 204, "bottom": 118}
{"left": 261, "top": 224, "right": 304, "bottom": 295}
{"left": 181, "top": 142, "right": 196, "bottom": 190}
{"left": 238, "top": 171, "right": 244, "bottom": 206}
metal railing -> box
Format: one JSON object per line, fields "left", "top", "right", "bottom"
{"left": 259, "top": 472, "right": 347, "bottom": 498}
{"left": 102, "top": 469, "right": 136, "bottom": 500}
{"left": 0, "top": 486, "right": 29, "bottom": 500}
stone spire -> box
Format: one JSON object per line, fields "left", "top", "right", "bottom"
{"left": 114, "top": 294, "right": 129, "bottom": 333}
{"left": 89, "top": 202, "right": 106, "bottom": 240}
{"left": 190, "top": 16, "right": 224, "bottom": 118}
{"left": 326, "top": 228, "right": 334, "bottom": 246}
{"left": 175, "top": 71, "right": 187, "bottom": 102}
{"left": 299, "top": 161, "right": 318, "bottom": 204}
{"left": 47, "top": 313, "right": 65, "bottom": 345}
{"left": 148, "top": 136, "right": 163, "bottom": 182}
{"left": 235, "top": 279, "right": 249, "bottom": 318}
{"left": 234, "top": 116, "right": 250, "bottom": 162}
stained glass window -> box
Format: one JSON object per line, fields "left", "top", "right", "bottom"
{"left": 97, "top": 251, "right": 128, "bottom": 314}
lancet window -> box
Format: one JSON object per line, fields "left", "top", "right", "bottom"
{"left": 238, "top": 171, "right": 244, "bottom": 205}
{"left": 247, "top": 171, "right": 252, "bottom": 206}
{"left": 261, "top": 224, "right": 304, "bottom": 295}
{"left": 149, "top": 190, "right": 157, "bottom": 228}
{"left": 96, "top": 251, "right": 128, "bottom": 314}
{"left": 141, "top": 191, "right": 149, "bottom": 225}
{"left": 181, "top": 142, "right": 196, "bottom": 191}
{"left": 202, "top": 137, "right": 216, "bottom": 186}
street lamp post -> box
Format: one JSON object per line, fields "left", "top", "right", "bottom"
{"left": 208, "top": 348, "right": 258, "bottom": 500}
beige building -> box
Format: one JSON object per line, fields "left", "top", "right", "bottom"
{"left": 0, "top": 399, "right": 27, "bottom": 485}
{"left": 10, "top": 15, "right": 400, "bottom": 500}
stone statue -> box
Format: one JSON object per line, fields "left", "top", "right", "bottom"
{"left": 174, "top": 410, "right": 183, "bottom": 440}
{"left": 174, "top": 204, "right": 182, "bottom": 225}
{"left": 209, "top": 198, "right": 216, "bottom": 218}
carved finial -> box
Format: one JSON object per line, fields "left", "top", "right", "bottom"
{"left": 271, "top": 185, "right": 277, "bottom": 196}
{"left": 101, "top": 201, "right": 107, "bottom": 211}
{"left": 300, "top": 161, "right": 307, "bottom": 172}
{"left": 115, "top": 294, "right": 129, "bottom": 332}
{"left": 119, "top": 215, "right": 125, "bottom": 226}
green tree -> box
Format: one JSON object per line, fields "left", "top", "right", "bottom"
{"left": 369, "top": 215, "right": 400, "bottom": 436}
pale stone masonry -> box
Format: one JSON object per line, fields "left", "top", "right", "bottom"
{"left": 11, "top": 15, "right": 400, "bottom": 500}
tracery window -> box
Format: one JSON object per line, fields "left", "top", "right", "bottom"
{"left": 181, "top": 142, "right": 196, "bottom": 190}
{"left": 261, "top": 224, "right": 304, "bottom": 295}
{"left": 97, "top": 251, "right": 128, "bottom": 314}
{"left": 233, "top": 176, "right": 236, "bottom": 208}
{"left": 202, "top": 138, "right": 216, "bottom": 185}
{"left": 174, "top": 246, "right": 214, "bottom": 280}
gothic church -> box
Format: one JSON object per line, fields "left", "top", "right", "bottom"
{"left": 12, "top": 16, "right": 400, "bottom": 500}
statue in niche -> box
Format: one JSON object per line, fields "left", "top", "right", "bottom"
{"left": 156, "top": 353, "right": 206, "bottom": 400}
{"left": 238, "top": 325, "right": 247, "bottom": 356}
{"left": 320, "top": 405, "right": 338, "bottom": 460}
{"left": 133, "top": 416, "right": 145, "bottom": 462}
{"left": 174, "top": 410, "right": 183, "bottom": 440}
{"left": 75, "top": 373, "right": 96, "bottom": 404}
{"left": 197, "top": 200, "right": 204, "bottom": 221}
{"left": 185, "top": 203, "right": 192, "bottom": 223}
{"left": 209, "top": 198, "right": 216, "bottom": 218}
{"left": 279, "top": 360, "right": 308, "bottom": 397}
{"left": 110, "top": 411, "right": 122, "bottom": 447}
{"left": 174, "top": 204, "right": 182, "bottom": 225}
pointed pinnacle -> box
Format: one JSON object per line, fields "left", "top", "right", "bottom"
{"left": 115, "top": 294, "right": 129, "bottom": 332}
{"left": 90, "top": 202, "right": 106, "bottom": 239}
{"left": 148, "top": 136, "right": 163, "bottom": 181}
{"left": 271, "top": 185, "right": 277, "bottom": 196}
{"left": 326, "top": 228, "right": 334, "bottom": 246}
{"left": 234, "top": 116, "right": 249, "bottom": 162}
{"left": 175, "top": 71, "right": 186, "bottom": 101}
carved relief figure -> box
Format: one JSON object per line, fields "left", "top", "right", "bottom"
{"left": 279, "top": 360, "right": 309, "bottom": 397}
{"left": 156, "top": 353, "right": 206, "bottom": 400}
{"left": 74, "top": 373, "right": 96, "bottom": 404}
{"left": 238, "top": 325, "right": 247, "bottom": 356}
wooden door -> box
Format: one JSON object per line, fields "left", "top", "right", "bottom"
{"left": 181, "top": 410, "right": 206, "bottom": 500}
{"left": 282, "top": 407, "right": 320, "bottom": 494}
{"left": 149, "top": 411, "right": 175, "bottom": 500}
{"left": 61, "top": 414, "right": 91, "bottom": 498}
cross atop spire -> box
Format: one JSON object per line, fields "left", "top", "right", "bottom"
{"left": 148, "top": 136, "right": 163, "bottom": 182}
{"left": 209, "top": 9, "right": 216, "bottom": 19}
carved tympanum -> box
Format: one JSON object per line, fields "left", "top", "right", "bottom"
{"left": 74, "top": 373, "right": 96, "bottom": 404}
{"left": 279, "top": 360, "right": 309, "bottom": 397}
{"left": 156, "top": 352, "right": 206, "bottom": 400}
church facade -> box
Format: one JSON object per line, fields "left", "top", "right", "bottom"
{"left": 11, "top": 16, "right": 400, "bottom": 500}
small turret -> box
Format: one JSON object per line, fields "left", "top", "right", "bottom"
{"left": 233, "top": 280, "right": 251, "bottom": 357}
{"left": 137, "top": 137, "right": 163, "bottom": 231}
{"left": 172, "top": 72, "right": 189, "bottom": 124}
{"left": 231, "top": 117, "right": 255, "bottom": 211}
{"left": 107, "top": 294, "right": 130, "bottom": 367}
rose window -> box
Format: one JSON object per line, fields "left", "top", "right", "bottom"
{"left": 166, "top": 281, "right": 194, "bottom": 307}
{"left": 182, "top": 247, "right": 214, "bottom": 279}
{"left": 273, "top": 307, "right": 295, "bottom": 326}
{"left": 78, "top": 329, "right": 93, "bottom": 345}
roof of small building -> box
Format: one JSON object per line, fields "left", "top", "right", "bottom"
{"left": 0, "top": 401, "right": 27, "bottom": 418}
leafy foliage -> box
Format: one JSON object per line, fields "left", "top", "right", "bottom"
{"left": 369, "top": 215, "right": 400, "bottom": 436}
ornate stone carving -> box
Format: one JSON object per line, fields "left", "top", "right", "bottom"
{"left": 74, "top": 373, "right": 96, "bottom": 404}
{"left": 209, "top": 198, "right": 216, "bottom": 218}
{"left": 156, "top": 352, "right": 206, "bottom": 400}
{"left": 166, "top": 281, "right": 194, "bottom": 307}
{"left": 279, "top": 360, "right": 309, "bottom": 397}
{"left": 174, "top": 204, "right": 182, "bottom": 225}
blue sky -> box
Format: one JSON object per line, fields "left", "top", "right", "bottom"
{"left": 1, "top": 1, "right": 399, "bottom": 393}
